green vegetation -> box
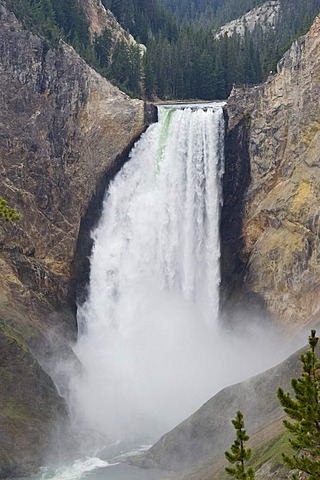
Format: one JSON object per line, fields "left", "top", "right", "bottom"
{"left": 224, "top": 330, "right": 320, "bottom": 478}
{"left": 225, "top": 411, "right": 255, "bottom": 479}
{"left": 102, "top": 0, "right": 320, "bottom": 99}
{"left": 5, "top": 0, "right": 144, "bottom": 97}
{"left": 250, "top": 430, "right": 293, "bottom": 473}
{"left": 6, "top": 0, "right": 88, "bottom": 49}
{"left": 277, "top": 330, "right": 320, "bottom": 479}
{"left": 0, "top": 197, "right": 20, "bottom": 222}
{"left": 160, "top": 0, "right": 263, "bottom": 25}
{"left": 101, "top": 0, "right": 179, "bottom": 44}
{"left": 5, "top": 0, "right": 320, "bottom": 100}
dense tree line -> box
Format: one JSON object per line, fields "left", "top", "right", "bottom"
{"left": 101, "top": 0, "right": 179, "bottom": 43}
{"left": 160, "top": 0, "right": 263, "bottom": 27}
{"left": 99, "top": 0, "right": 320, "bottom": 100}
{"left": 144, "top": 27, "right": 264, "bottom": 100}
{"left": 5, "top": 0, "right": 320, "bottom": 100}
{"left": 6, "top": 0, "right": 90, "bottom": 51}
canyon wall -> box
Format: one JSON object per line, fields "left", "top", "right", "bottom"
{"left": 223, "top": 15, "right": 320, "bottom": 330}
{"left": 0, "top": 2, "right": 145, "bottom": 474}
{"left": 0, "top": 3, "right": 145, "bottom": 355}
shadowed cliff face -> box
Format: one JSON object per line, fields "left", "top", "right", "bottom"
{"left": 220, "top": 112, "right": 258, "bottom": 320}
{"left": 0, "top": 320, "right": 68, "bottom": 478}
{"left": 0, "top": 4, "right": 145, "bottom": 360}
{"left": 224, "top": 15, "right": 320, "bottom": 329}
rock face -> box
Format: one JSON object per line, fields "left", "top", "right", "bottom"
{"left": 0, "top": 319, "right": 67, "bottom": 478}
{"left": 0, "top": 2, "right": 145, "bottom": 474}
{"left": 215, "top": 1, "right": 280, "bottom": 39}
{"left": 0, "top": 2, "right": 145, "bottom": 352}
{"left": 82, "top": 0, "right": 143, "bottom": 49}
{"left": 223, "top": 15, "right": 320, "bottom": 329}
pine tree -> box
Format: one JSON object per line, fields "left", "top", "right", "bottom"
{"left": 225, "top": 411, "right": 255, "bottom": 480}
{"left": 94, "top": 28, "right": 113, "bottom": 70}
{"left": 0, "top": 197, "right": 20, "bottom": 222}
{"left": 277, "top": 330, "right": 320, "bottom": 479}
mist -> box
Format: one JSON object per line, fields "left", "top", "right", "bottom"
{"left": 71, "top": 307, "right": 296, "bottom": 443}
{"left": 67, "top": 105, "right": 299, "bottom": 447}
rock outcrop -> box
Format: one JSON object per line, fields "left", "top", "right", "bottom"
{"left": 215, "top": 1, "right": 280, "bottom": 39}
{"left": 82, "top": 0, "right": 143, "bottom": 49}
{"left": 0, "top": 319, "right": 67, "bottom": 477}
{"left": 0, "top": 2, "right": 145, "bottom": 474}
{"left": 223, "top": 15, "right": 320, "bottom": 329}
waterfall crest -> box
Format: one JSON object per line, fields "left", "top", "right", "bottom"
{"left": 73, "top": 104, "right": 225, "bottom": 440}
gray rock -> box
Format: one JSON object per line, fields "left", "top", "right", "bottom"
{"left": 223, "top": 15, "right": 320, "bottom": 330}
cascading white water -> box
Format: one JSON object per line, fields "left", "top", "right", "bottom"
{"left": 70, "top": 103, "right": 296, "bottom": 447}
{"left": 34, "top": 104, "right": 305, "bottom": 480}
{"left": 72, "top": 104, "right": 225, "bottom": 441}
{"left": 79, "top": 104, "right": 224, "bottom": 331}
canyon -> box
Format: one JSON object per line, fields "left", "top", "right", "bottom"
{"left": 0, "top": 0, "right": 319, "bottom": 476}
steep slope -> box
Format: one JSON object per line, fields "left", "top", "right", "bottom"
{"left": 223, "top": 15, "right": 320, "bottom": 329}
{"left": 5, "top": 0, "right": 145, "bottom": 98}
{"left": 83, "top": 0, "right": 131, "bottom": 40}
{"left": 82, "top": 0, "right": 144, "bottom": 48}
{"left": 215, "top": 1, "right": 280, "bottom": 38}
{"left": 0, "top": 0, "right": 145, "bottom": 356}
{"left": 139, "top": 345, "right": 302, "bottom": 474}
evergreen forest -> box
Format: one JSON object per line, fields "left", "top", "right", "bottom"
{"left": 5, "top": 0, "right": 320, "bottom": 100}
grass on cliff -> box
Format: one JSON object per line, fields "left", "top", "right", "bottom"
{"left": 183, "top": 418, "right": 292, "bottom": 480}
{"left": 249, "top": 429, "right": 293, "bottom": 475}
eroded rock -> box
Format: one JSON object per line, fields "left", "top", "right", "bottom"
{"left": 224, "top": 15, "right": 320, "bottom": 329}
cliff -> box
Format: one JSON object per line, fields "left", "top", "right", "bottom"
{"left": 215, "top": 1, "right": 280, "bottom": 39}
{"left": 0, "top": 1, "right": 145, "bottom": 474}
{"left": 223, "top": 15, "right": 320, "bottom": 329}
{"left": 82, "top": 0, "right": 144, "bottom": 49}
{"left": 0, "top": 2, "right": 145, "bottom": 353}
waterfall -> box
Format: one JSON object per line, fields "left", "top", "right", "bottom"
{"left": 73, "top": 103, "right": 226, "bottom": 441}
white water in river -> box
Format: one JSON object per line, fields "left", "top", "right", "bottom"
{"left": 70, "top": 104, "right": 289, "bottom": 445}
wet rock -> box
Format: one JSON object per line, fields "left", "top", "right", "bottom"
{"left": 0, "top": 320, "right": 68, "bottom": 477}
